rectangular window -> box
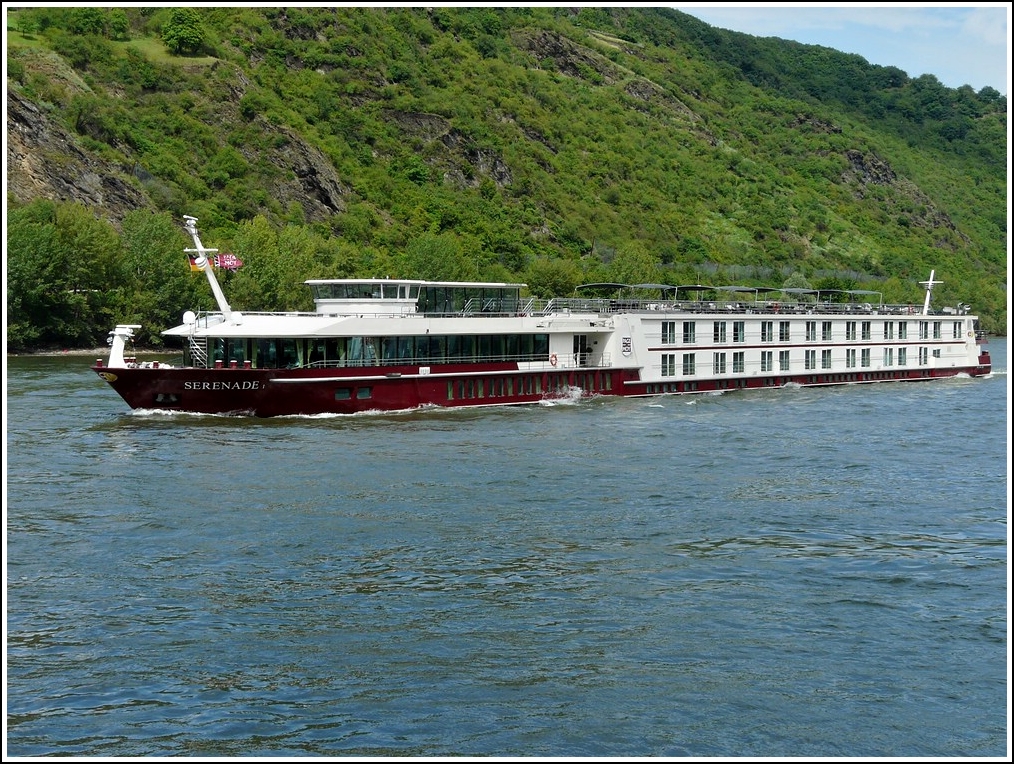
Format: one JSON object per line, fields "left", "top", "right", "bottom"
{"left": 761, "top": 321, "right": 774, "bottom": 342}
{"left": 845, "top": 321, "right": 856, "bottom": 341}
{"left": 682, "top": 353, "right": 696, "bottom": 375}
{"left": 861, "top": 348, "right": 871, "bottom": 368}
{"left": 919, "top": 347, "right": 929, "bottom": 365}
{"left": 356, "top": 387, "right": 372, "bottom": 399}
{"left": 932, "top": 322, "right": 941, "bottom": 339}
{"left": 805, "top": 349, "right": 816, "bottom": 370}
{"left": 898, "top": 322, "right": 907, "bottom": 339}
{"left": 662, "top": 321, "right": 676, "bottom": 345}
{"left": 713, "top": 352, "right": 727, "bottom": 374}
{"left": 919, "top": 321, "right": 929, "bottom": 340}
{"left": 861, "top": 321, "right": 871, "bottom": 340}
{"left": 335, "top": 388, "right": 352, "bottom": 400}
{"left": 760, "top": 351, "right": 773, "bottom": 372}
{"left": 952, "top": 321, "right": 962, "bottom": 339}
{"left": 883, "top": 348, "right": 894, "bottom": 367}
{"left": 821, "top": 349, "right": 832, "bottom": 369}
{"left": 713, "top": 321, "right": 727, "bottom": 343}
{"left": 779, "top": 350, "right": 790, "bottom": 371}
{"left": 884, "top": 321, "right": 894, "bottom": 340}
{"left": 806, "top": 321, "right": 817, "bottom": 342}
{"left": 822, "top": 321, "right": 833, "bottom": 341}
{"left": 779, "top": 321, "right": 790, "bottom": 341}
{"left": 846, "top": 348, "right": 856, "bottom": 368}
{"left": 733, "top": 351, "right": 744, "bottom": 373}
{"left": 661, "top": 353, "right": 676, "bottom": 377}
{"left": 733, "top": 321, "right": 745, "bottom": 343}
{"left": 898, "top": 347, "right": 907, "bottom": 366}
{"left": 683, "top": 321, "right": 696, "bottom": 344}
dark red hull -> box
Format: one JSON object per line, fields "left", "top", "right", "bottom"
{"left": 93, "top": 355, "right": 991, "bottom": 417}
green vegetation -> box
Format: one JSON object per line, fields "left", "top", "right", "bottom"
{"left": 5, "top": 7, "right": 1007, "bottom": 350}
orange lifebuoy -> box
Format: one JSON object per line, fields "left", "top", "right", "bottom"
{"left": 549, "top": 353, "right": 558, "bottom": 367}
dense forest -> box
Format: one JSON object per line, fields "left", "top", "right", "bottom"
{"left": 5, "top": 6, "right": 1008, "bottom": 351}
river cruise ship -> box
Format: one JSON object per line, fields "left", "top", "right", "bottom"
{"left": 92, "top": 217, "right": 992, "bottom": 416}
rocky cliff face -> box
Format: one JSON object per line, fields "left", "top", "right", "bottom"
{"left": 7, "top": 87, "right": 152, "bottom": 223}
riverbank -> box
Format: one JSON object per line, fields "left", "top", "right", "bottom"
{"left": 7, "top": 348, "right": 174, "bottom": 357}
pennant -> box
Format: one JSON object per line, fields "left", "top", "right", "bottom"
{"left": 213, "top": 253, "right": 244, "bottom": 271}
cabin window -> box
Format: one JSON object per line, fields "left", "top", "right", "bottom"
{"left": 846, "top": 349, "right": 857, "bottom": 368}
{"left": 845, "top": 322, "right": 857, "bottom": 341}
{"left": 919, "top": 347, "right": 929, "bottom": 365}
{"left": 779, "top": 321, "right": 790, "bottom": 342}
{"left": 713, "top": 352, "right": 727, "bottom": 374}
{"left": 335, "top": 388, "right": 352, "bottom": 400}
{"left": 662, "top": 321, "right": 676, "bottom": 344}
{"left": 883, "top": 348, "right": 894, "bottom": 367}
{"left": 682, "top": 353, "right": 696, "bottom": 375}
{"left": 779, "top": 350, "right": 790, "bottom": 371}
{"left": 861, "top": 349, "right": 871, "bottom": 367}
{"left": 822, "top": 321, "right": 833, "bottom": 341}
{"left": 898, "top": 347, "right": 907, "bottom": 366}
{"left": 682, "top": 322, "right": 696, "bottom": 344}
{"left": 862, "top": 321, "right": 871, "bottom": 340}
{"left": 898, "top": 322, "right": 908, "bottom": 339}
{"left": 714, "top": 321, "right": 727, "bottom": 344}
{"left": 761, "top": 321, "right": 773, "bottom": 342}
{"left": 732, "top": 321, "right": 745, "bottom": 343}
{"left": 932, "top": 322, "right": 941, "bottom": 339}
{"left": 821, "top": 349, "right": 832, "bottom": 369}
{"left": 661, "top": 353, "right": 676, "bottom": 377}
{"left": 357, "top": 387, "right": 372, "bottom": 399}
{"left": 806, "top": 321, "right": 817, "bottom": 342}
{"left": 952, "top": 321, "right": 962, "bottom": 339}
{"left": 732, "top": 351, "right": 744, "bottom": 373}
{"left": 805, "top": 350, "right": 816, "bottom": 370}
{"left": 760, "top": 351, "right": 773, "bottom": 372}
{"left": 884, "top": 321, "right": 894, "bottom": 340}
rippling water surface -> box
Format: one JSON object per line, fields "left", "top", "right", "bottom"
{"left": 5, "top": 341, "right": 1008, "bottom": 757}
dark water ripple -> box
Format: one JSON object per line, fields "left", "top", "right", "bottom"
{"left": 5, "top": 344, "right": 1008, "bottom": 757}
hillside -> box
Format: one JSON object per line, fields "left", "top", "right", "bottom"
{"left": 5, "top": 6, "right": 1007, "bottom": 350}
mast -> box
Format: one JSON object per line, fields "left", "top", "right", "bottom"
{"left": 183, "top": 215, "right": 235, "bottom": 323}
{"left": 919, "top": 270, "right": 942, "bottom": 316}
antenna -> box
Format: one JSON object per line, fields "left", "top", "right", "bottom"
{"left": 919, "top": 270, "right": 942, "bottom": 316}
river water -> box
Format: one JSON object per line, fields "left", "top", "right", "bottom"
{"left": 4, "top": 341, "right": 1008, "bottom": 758}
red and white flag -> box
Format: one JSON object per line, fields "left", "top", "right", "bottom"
{"left": 213, "top": 253, "right": 244, "bottom": 271}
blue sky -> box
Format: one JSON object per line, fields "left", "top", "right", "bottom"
{"left": 674, "top": 3, "right": 1010, "bottom": 94}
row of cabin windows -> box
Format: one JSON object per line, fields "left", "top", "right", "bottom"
{"left": 331, "top": 372, "right": 615, "bottom": 405}
{"left": 208, "top": 334, "right": 551, "bottom": 369}
{"left": 660, "top": 347, "right": 941, "bottom": 376}
{"left": 660, "top": 320, "right": 962, "bottom": 345}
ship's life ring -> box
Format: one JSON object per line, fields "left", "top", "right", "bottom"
{"left": 549, "top": 353, "right": 558, "bottom": 367}
{"left": 967, "top": 331, "right": 974, "bottom": 337}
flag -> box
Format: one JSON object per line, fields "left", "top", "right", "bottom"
{"left": 188, "top": 255, "right": 204, "bottom": 272}
{"left": 213, "top": 253, "right": 244, "bottom": 271}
